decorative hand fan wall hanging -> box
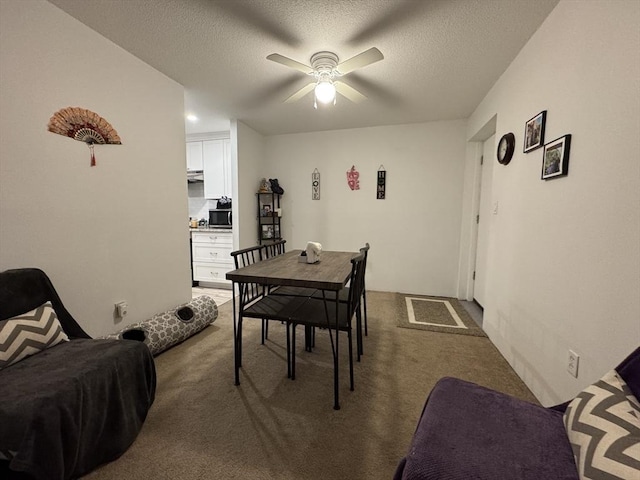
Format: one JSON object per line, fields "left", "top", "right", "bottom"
{"left": 47, "top": 107, "right": 121, "bottom": 166}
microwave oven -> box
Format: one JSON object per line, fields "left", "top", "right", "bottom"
{"left": 209, "top": 209, "right": 232, "bottom": 228}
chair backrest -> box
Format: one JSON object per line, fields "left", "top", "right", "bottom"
{"left": 230, "top": 245, "right": 265, "bottom": 305}
{"left": 359, "top": 242, "right": 370, "bottom": 285}
{"left": 346, "top": 252, "right": 366, "bottom": 318}
{"left": 231, "top": 245, "right": 264, "bottom": 270}
{"left": 263, "top": 239, "right": 286, "bottom": 259}
{"left": 0, "top": 268, "right": 91, "bottom": 339}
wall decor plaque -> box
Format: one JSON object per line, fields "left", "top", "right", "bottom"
{"left": 377, "top": 165, "right": 386, "bottom": 199}
{"left": 346, "top": 165, "right": 360, "bottom": 190}
{"left": 312, "top": 168, "right": 320, "bottom": 200}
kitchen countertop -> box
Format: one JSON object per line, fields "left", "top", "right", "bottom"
{"left": 190, "top": 227, "right": 233, "bottom": 233}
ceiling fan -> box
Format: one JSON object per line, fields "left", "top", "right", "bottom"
{"left": 267, "top": 47, "right": 384, "bottom": 107}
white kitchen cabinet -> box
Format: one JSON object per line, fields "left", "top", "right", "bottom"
{"left": 186, "top": 141, "right": 203, "bottom": 171}
{"left": 223, "top": 139, "right": 232, "bottom": 197}
{"left": 203, "top": 138, "right": 231, "bottom": 199}
{"left": 191, "top": 230, "right": 233, "bottom": 285}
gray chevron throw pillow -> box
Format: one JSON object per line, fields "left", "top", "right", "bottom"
{"left": 564, "top": 369, "right": 640, "bottom": 480}
{"left": 0, "top": 301, "right": 69, "bottom": 369}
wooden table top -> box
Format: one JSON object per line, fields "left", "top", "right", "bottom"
{"left": 226, "top": 250, "right": 357, "bottom": 291}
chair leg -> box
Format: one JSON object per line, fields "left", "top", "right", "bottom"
{"left": 363, "top": 290, "right": 368, "bottom": 336}
{"left": 304, "top": 325, "right": 314, "bottom": 352}
{"left": 261, "top": 319, "right": 265, "bottom": 345}
{"left": 355, "top": 307, "right": 362, "bottom": 362}
{"left": 291, "top": 324, "right": 296, "bottom": 380}
{"left": 347, "top": 328, "right": 354, "bottom": 391}
{"left": 265, "top": 319, "right": 269, "bottom": 340}
{"left": 233, "top": 291, "right": 239, "bottom": 386}
{"left": 238, "top": 318, "right": 243, "bottom": 368}
{"left": 286, "top": 322, "right": 291, "bottom": 378}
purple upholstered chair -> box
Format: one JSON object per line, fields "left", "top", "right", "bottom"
{"left": 394, "top": 347, "right": 640, "bottom": 480}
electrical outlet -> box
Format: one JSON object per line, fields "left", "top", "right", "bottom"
{"left": 115, "top": 301, "right": 128, "bottom": 318}
{"left": 567, "top": 350, "right": 579, "bottom": 378}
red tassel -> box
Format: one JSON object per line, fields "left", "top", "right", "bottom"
{"left": 89, "top": 144, "right": 96, "bottom": 167}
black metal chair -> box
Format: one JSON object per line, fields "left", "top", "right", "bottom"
{"left": 231, "top": 244, "right": 311, "bottom": 379}
{"left": 231, "top": 245, "right": 268, "bottom": 344}
{"left": 310, "top": 243, "right": 370, "bottom": 357}
{"left": 287, "top": 252, "right": 367, "bottom": 389}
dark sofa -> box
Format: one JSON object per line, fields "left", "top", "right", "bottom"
{"left": 0, "top": 268, "right": 156, "bottom": 480}
{"left": 394, "top": 347, "right": 640, "bottom": 480}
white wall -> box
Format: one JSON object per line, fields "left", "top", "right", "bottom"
{"left": 232, "top": 120, "right": 266, "bottom": 249}
{"left": 264, "top": 120, "right": 468, "bottom": 296}
{"left": 0, "top": 0, "right": 191, "bottom": 337}
{"left": 464, "top": 0, "right": 640, "bottom": 405}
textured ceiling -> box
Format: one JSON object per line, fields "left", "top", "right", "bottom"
{"left": 48, "top": 0, "right": 559, "bottom": 136}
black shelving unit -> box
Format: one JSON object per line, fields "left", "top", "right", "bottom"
{"left": 257, "top": 192, "right": 282, "bottom": 244}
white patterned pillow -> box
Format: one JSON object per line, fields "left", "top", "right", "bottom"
{"left": 0, "top": 301, "right": 69, "bottom": 369}
{"left": 564, "top": 369, "right": 640, "bottom": 480}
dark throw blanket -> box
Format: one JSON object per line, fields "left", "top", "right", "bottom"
{"left": 0, "top": 338, "right": 156, "bottom": 480}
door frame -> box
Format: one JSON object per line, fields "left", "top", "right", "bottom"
{"left": 457, "top": 115, "right": 496, "bottom": 301}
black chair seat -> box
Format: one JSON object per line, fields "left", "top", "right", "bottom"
{"left": 310, "top": 288, "right": 349, "bottom": 302}
{"left": 243, "top": 294, "right": 309, "bottom": 321}
{"left": 290, "top": 299, "right": 352, "bottom": 331}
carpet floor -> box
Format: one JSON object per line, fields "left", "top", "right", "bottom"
{"left": 82, "top": 290, "right": 537, "bottom": 480}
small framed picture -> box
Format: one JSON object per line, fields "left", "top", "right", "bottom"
{"left": 524, "top": 110, "right": 546, "bottom": 153}
{"left": 261, "top": 205, "right": 271, "bottom": 217}
{"left": 261, "top": 225, "right": 274, "bottom": 239}
{"left": 541, "top": 134, "right": 571, "bottom": 180}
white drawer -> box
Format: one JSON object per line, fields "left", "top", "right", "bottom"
{"left": 193, "top": 263, "right": 232, "bottom": 283}
{"left": 192, "top": 244, "right": 233, "bottom": 264}
{"left": 191, "top": 231, "right": 233, "bottom": 246}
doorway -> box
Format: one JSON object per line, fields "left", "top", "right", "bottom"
{"left": 473, "top": 134, "right": 495, "bottom": 308}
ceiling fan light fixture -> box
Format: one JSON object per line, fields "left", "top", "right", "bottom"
{"left": 268, "top": 48, "right": 382, "bottom": 107}
{"left": 314, "top": 80, "right": 336, "bottom": 105}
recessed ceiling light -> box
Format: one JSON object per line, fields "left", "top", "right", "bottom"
{"left": 186, "top": 114, "right": 198, "bottom": 122}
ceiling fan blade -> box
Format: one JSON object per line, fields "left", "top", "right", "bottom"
{"left": 336, "top": 47, "right": 384, "bottom": 75}
{"left": 348, "top": 1, "right": 430, "bottom": 45}
{"left": 334, "top": 81, "right": 367, "bottom": 103}
{"left": 211, "top": 2, "right": 300, "bottom": 47}
{"left": 284, "top": 82, "right": 316, "bottom": 103}
{"left": 267, "top": 54, "right": 314, "bottom": 75}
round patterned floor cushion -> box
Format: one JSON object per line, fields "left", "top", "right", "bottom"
{"left": 105, "top": 295, "right": 218, "bottom": 355}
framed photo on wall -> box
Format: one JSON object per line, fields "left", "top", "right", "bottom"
{"left": 541, "top": 134, "right": 571, "bottom": 180}
{"left": 524, "top": 110, "right": 546, "bottom": 153}
{"left": 261, "top": 225, "right": 274, "bottom": 239}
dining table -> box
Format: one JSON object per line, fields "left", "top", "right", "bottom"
{"left": 226, "top": 249, "right": 357, "bottom": 410}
